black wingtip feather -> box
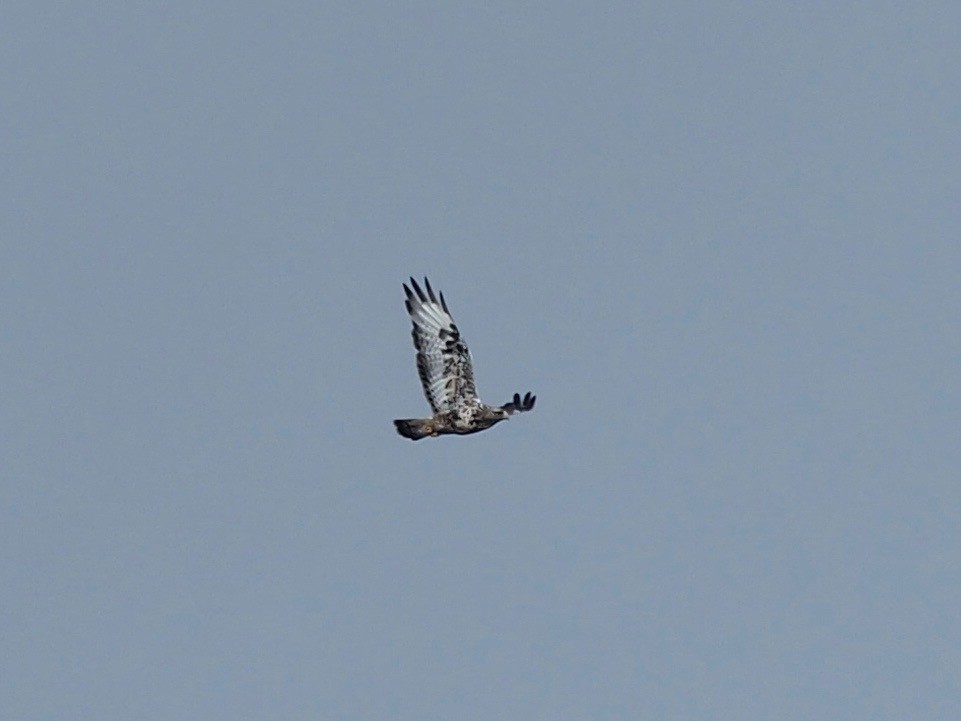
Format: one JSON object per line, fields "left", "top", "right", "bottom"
{"left": 410, "top": 277, "right": 428, "bottom": 302}
{"left": 501, "top": 390, "right": 536, "bottom": 415}
{"left": 424, "top": 277, "right": 438, "bottom": 303}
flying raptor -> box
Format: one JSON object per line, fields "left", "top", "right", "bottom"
{"left": 394, "top": 277, "right": 536, "bottom": 440}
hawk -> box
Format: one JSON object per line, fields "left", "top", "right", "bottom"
{"left": 394, "top": 277, "right": 536, "bottom": 440}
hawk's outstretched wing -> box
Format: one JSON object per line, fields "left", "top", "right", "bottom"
{"left": 403, "top": 277, "right": 478, "bottom": 413}
{"left": 501, "top": 392, "right": 536, "bottom": 415}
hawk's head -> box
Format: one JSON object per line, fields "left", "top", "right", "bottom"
{"left": 476, "top": 406, "right": 510, "bottom": 429}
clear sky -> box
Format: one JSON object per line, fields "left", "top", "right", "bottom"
{"left": 3, "top": 2, "right": 960, "bottom": 719}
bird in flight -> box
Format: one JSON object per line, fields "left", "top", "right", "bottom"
{"left": 394, "top": 277, "right": 536, "bottom": 440}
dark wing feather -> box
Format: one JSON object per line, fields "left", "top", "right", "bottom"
{"left": 404, "top": 277, "right": 478, "bottom": 413}
{"left": 501, "top": 391, "right": 536, "bottom": 415}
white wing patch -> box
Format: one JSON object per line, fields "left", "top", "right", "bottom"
{"left": 404, "top": 277, "right": 478, "bottom": 413}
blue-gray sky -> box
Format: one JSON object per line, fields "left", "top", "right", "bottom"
{"left": 3, "top": 2, "right": 960, "bottom": 719}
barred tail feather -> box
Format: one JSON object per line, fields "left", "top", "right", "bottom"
{"left": 394, "top": 418, "right": 435, "bottom": 440}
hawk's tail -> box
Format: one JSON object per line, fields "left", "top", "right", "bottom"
{"left": 394, "top": 418, "right": 435, "bottom": 441}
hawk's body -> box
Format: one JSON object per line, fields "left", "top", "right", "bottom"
{"left": 394, "top": 277, "right": 535, "bottom": 440}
